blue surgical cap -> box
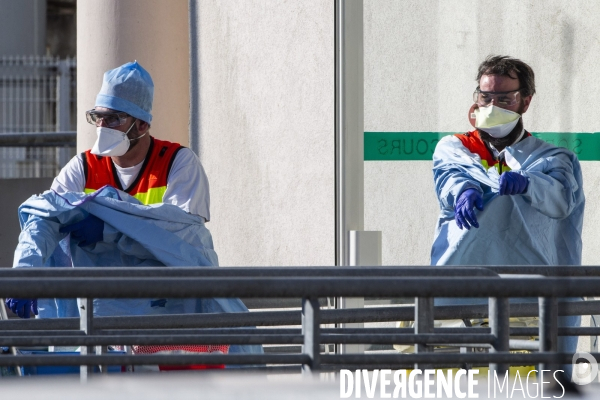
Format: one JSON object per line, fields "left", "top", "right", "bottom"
{"left": 95, "top": 61, "right": 154, "bottom": 123}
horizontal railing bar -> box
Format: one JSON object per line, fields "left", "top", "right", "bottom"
{"left": 3, "top": 277, "right": 600, "bottom": 297}
{"left": 5, "top": 328, "right": 476, "bottom": 336}
{"left": 98, "top": 326, "right": 600, "bottom": 336}
{"left": 320, "top": 352, "right": 595, "bottom": 365}
{"left": 323, "top": 334, "right": 495, "bottom": 345}
{"left": 0, "top": 267, "right": 498, "bottom": 278}
{"left": 4, "top": 330, "right": 86, "bottom": 336}
{"left": 558, "top": 327, "right": 600, "bottom": 335}
{"left": 1, "top": 302, "right": 598, "bottom": 330}
{"left": 0, "top": 352, "right": 592, "bottom": 367}
{"left": 318, "top": 362, "right": 539, "bottom": 371}
{"left": 0, "top": 334, "right": 304, "bottom": 346}
{"left": 0, "top": 56, "right": 76, "bottom": 66}
{"left": 6, "top": 265, "right": 600, "bottom": 278}
{"left": 0, "top": 333, "right": 495, "bottom": 347}
{"left": 486, "top": 266, "right": 600, "bottom": 276}
{"left": 0, "top": 354, "right": 309, "bottom": 366}
{"left": 0, "top": 327, "right": 491, "bottom": 336}
{"left": 0, "top": 132, "right": 76, "bottom": 147}
{"left": 5, "top": 327, "right": 597, "bottom": 339}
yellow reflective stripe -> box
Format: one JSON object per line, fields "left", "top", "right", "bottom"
{"left": 132, "top": 186, "right": 167, "bottom": 205}
{"left": 83, "top": 186, "right": 167, "bottom": 205}
{"left": 479, "top": 159, "right": 512, "bottom": 173}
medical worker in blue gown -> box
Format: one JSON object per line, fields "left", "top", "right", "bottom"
{"left": 431, "top": 55, "right": 585, "bottom": 378}
{"left": 6, "top": 61, "right": 261, "bottom": 359}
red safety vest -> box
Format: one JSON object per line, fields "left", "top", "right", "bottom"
{"left": 83, "top": 137, "right": 182, "bottom": 205}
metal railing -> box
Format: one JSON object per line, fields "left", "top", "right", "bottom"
{"left": 0, "top": 56, "right": 77, "bottom": 178}
{"left": 0, "top": 266, "right": 599, "bottom": 380}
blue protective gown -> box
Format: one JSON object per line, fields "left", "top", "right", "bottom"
{"left": 431, "top": 134, "right": 584, "bottom": 266}
{"left": 13, "top": 186, "right": 261, "bottom": 355}
{"left": 430, "top": 134, "right": 586, "bottom": 373}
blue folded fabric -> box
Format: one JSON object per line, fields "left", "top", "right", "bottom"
{"left": 13, "top": 186, "right": 262, "bottom": 355}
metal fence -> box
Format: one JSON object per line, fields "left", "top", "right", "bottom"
{"left": 0, "top": 56, "right": 77, "bottom": 179}
{"left": 0, "top": 266, "right": 599, "bottom": 382}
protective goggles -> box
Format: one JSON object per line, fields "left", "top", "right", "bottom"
{"left": 85, "top": 109, "right": 131, "bottom": 128}
{"left": 473, "top": 88, "right": 521, "bottom": 107}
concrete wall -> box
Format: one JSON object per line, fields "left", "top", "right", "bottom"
{"left": 193, "top": 0, "right": 334, "bottom": 266}
{"left": 76, "top": 1, "right": 189, "bottom": 152}
{"left": 0, "top": 178, "right": 53, "bottom": 268}
{"left": 364, "top": 0, "right": 600, "bottom": 265}
{"left": 0, "top": 0, "right": 46, "bottom": 56}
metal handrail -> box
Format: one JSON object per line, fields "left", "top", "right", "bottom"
{"left": 0, "top": 132, "right": 76, "bottom": 147}
{"left": 0, "top": 266, "right": 499, "bottom": 277}
{"left": 0, "top": 301, "right": 597, "bottom": 329}
{"left": 3, "top": 265, "right": 599, "bottom": 276}
{"left": 1, "top": 276, "right": 600, "bottom": 297}
{"left": 0, "top": 266, "right": 598, "bottom": 378}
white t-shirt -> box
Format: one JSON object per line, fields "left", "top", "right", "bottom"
{"left": 51, "top": 146, "right": 211, "bottom": 222}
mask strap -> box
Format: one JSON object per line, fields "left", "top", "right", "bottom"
{"left": 126, "top": 119, "right": 149, "bottom": 142}
{"left": 130, "top": 131, "right": 148, "bottom": 142}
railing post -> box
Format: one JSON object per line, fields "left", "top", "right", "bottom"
{"left": 96, "top": 346, "right": 108, "bottom": 374}
{"left": 341, "top": 231, "right": 382, "bottom": 355}
{"left": 302, "top": 297, "right": 321, "bottom": 374}
{"left": 414, "top": 297, "right": 434, "bottom": 370}
{"left": 124, "top": 346, "right": 134, "bottom": 373}
{"left": 56, "top": 59, "right": 71, "bottom": 132}
{"left": 489, "top": 297, "right": 510, "bottom": 375}
{"left": 538, "top": 297, "right": 558, "bottom": 374}
{"left": 55, "top": 58, "right": 72, "bottom": 175}
{"left": 79, "top": 298, "right": 94, "bottom": 382}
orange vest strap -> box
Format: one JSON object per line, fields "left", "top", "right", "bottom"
{"left": 454, "top": 130, "right": 497, "bottom": 166}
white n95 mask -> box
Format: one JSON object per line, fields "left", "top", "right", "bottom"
{"left": 91, "top": 121, "right": 141, "bottom": 157}
{"left": 473, "top": 105, "right": 521, "bottom": 138}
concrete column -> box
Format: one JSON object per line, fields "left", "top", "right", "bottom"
{"left": 76, "top": 1, "right": 189, "bottom": 153}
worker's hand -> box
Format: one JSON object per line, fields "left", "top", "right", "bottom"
{"left": 454, "top": 188, "right": 484, "bottom": 230}
{"left": 499, "top": 172, "right": 529, "bottom": 196}
{"left": 60, "top": 214, "right": 105, "bottom": 247}
{"left": 5, "top": 298, "right": 38, "bottom": 319}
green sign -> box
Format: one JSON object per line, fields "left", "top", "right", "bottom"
{"left": 364, "top": 132, "right": 600, "bottom": 161}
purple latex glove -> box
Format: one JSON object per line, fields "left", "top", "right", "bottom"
{"left": 499, "top": 172, "right": 529, "bottom": 196}
{"left": 5, "top": 298, "right": 38, "bottom": 319}
{"left": 60, "top": 214, "right": 104, "bottom": 247}
{"left": 454, "top": 188, "right": 484, "bottom": 230}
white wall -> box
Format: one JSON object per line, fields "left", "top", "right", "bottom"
{"left": 194, "top": 0, "right": 334, "bottom": 266}
{"left": 364, "top": 0, "right": 600, "bottom": 265}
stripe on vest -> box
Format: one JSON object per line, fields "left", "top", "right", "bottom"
{"left": 84, "top": 186, "right": 167, "bottom": 206}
